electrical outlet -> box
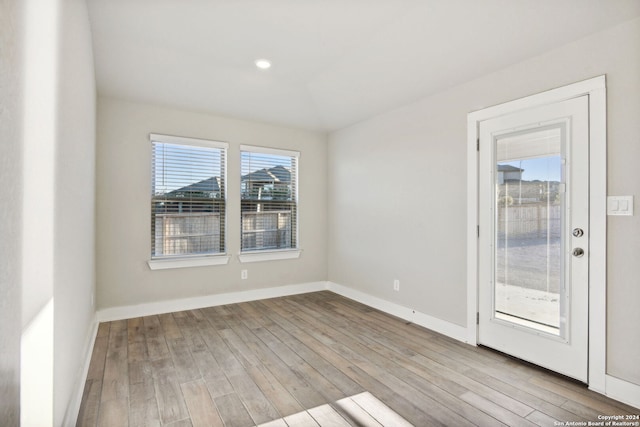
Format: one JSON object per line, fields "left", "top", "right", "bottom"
{"left": 241, "top": 269, "right": 248, "bottom": 280}
{"left": 393, "top": 279, "right": 400, "bottom": 291}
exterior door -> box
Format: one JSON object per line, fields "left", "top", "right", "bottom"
{"left": 478, "top": 95, "right": 589, "bottom": 382}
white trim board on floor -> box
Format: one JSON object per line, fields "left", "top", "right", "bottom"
{"left": 605, "top": 375, "right": 640, "bottom": 410}
{"left": 96, "top": 281, "right": 469, "bottom": 344}
{"left": 96, "top": 282, "right": 327, "bottom": 322}
{"left": 326, "top": 282, "right": 468, "bottom": 343}
{"left": 326, "top": 284, "right": 640, "bottom": 409}
{"left": 64, "top": 315, "right": 99, "bottom": 427}
{"left": 91, "top": 280, "right": 640, "bottom": 410}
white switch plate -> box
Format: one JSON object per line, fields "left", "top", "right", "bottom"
{"left": 607, "top": 196, "right": 634, "bottom": 216}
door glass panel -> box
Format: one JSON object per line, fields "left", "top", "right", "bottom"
{"left": 494, "top": 125, "right": 566, "bottom": 337}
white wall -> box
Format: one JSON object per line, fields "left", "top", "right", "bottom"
{"left": 21, "top": 0, "right": 58, "bottom": 333}
{"left": 20, "top": 0, "right": 60, "bottom": 424}
{"left": 328, "top": 18, "right": 640, "bottom": 386}
{"left": 0, "top": 0, "right": 24, "bottom": 424}
{"left": 96, "top": 97, "right": 328, "bottom": 310}
{"left": 53, "top": 0, "right": 97, "bottom": 425}
{"left": 8, "top": 0, "right": 97, "bottom": 425}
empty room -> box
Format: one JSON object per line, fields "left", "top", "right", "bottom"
{"left": 2, "top": 0, "right": 640, "bottom": 426}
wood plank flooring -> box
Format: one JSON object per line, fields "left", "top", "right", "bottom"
{"left": 76, "top": 291, "right": 638, "bottom": 426}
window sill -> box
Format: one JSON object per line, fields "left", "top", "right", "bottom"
{"left": 238, "top": 249, "right": 301, "bottom": 263}
{"left": 148, "top": 255, "right": 230, "bottom": 270}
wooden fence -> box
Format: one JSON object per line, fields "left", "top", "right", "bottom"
{"left": 497, "top": 203, "right": 561, "bottom": 238}
{"left": 241, "top": 211, "right": 292, "bottom": 251}
{"left": 153, "top": 212, "right": 222, "bottom": 256}
{"left": 153, "top": 210, "right": 294, "bottom": 256}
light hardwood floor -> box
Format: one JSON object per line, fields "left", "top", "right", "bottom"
{"left": 77, "top": 291, "right": 638, "bottom": 426}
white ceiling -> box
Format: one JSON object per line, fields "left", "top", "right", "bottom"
{"left": 87, "top": 0, "right": 640, "bottom": 132}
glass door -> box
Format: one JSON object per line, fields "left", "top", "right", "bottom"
{"left": 478, "top": 95, "right": 589, "bottom": 382}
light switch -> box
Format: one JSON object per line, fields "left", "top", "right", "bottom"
{"left": 607, "top": 196, "right": 634, "bottom": 216}
{"left": 620, "top": 200, "right": 628, "bottom": 211}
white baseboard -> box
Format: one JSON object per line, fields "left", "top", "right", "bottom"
{"left": 604, "top": 375, "right": 640, "bottom": 410}
{"left": 63, "top": 313, "right": 99, "bottom": 427}
{"left": 326, "top": 282, "right": 468, "bottom": 344}
{"left": 89, "top": 281, "right": 639, "bottom": 413}
{"left": 96, "top": 281, "right": 327, "bottom": 322}
{"left": 96, "top": 280, "right": 468, "bottom": 344}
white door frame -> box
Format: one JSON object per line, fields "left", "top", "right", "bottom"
{"left": 466, "top": 76, "right": 607, "bottom": 392}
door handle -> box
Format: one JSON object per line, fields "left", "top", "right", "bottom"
{"left": 573, "top": 248, "right": 584, "bottom": 257}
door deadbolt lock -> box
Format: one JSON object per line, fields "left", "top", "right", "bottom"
{"left": 572, "top": 228, "right": 584, "bottom": 237}
{"left": 573, "top": 248, "right": 585, "bottom": 257}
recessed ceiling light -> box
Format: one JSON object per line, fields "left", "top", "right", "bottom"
{"left": 255, "top": 59, "right": 272, "bottom": 70}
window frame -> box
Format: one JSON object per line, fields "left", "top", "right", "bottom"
{"left": 238, "top": 144, "right": 301, "bottom": 263}
{"left": 148, "top": 133, "right": 230, "bottom": 270}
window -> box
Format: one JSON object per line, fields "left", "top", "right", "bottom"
{"left": 240, "top": 145, "right": 298, "bottom": 253}
{"left": 151, "top": 134, "right": 227, "bottom": 261}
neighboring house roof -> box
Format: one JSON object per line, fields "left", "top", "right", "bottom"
{"left": 164, "top": 164, "right": 291, "bottom": 197}
{"left": 498, "top": 164, "right": 524, "bottom": 172}
{"left": 242, "top": 165, "right": 291, "bottom": 183}
{"left": 165, "top": 176, "right": 221, "bottom": 197}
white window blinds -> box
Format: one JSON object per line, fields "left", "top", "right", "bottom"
{"left": 151, "top": 134, "right": 227, "bottom": 258}
{"left": 240, "top": 146, "right": 299, "bottom": 252}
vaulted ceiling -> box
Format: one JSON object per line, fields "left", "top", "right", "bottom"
{"left": 87, "top": 0, "right": 640, "bottom": 132}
